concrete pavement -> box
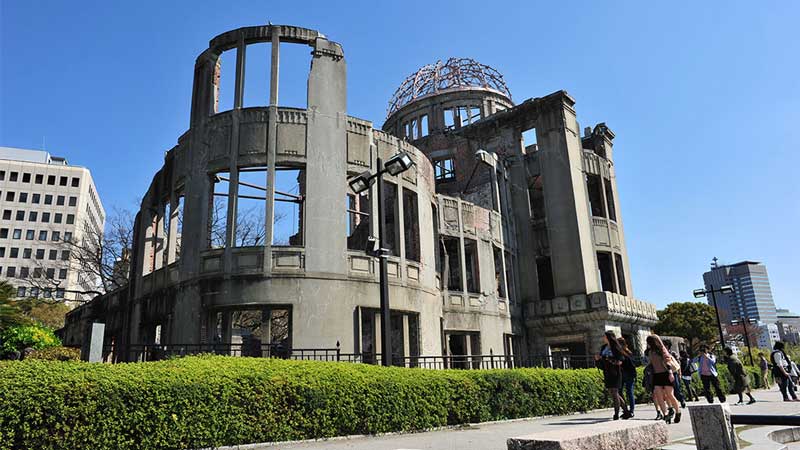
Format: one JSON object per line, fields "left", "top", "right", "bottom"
{"left": 224, "top": 387, "right": 799, "bottom": 450}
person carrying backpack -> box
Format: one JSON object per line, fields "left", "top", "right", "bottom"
{"left": 594, "top": 330, "right": 632, "bottom": 420}
{"left": 770, "top": 341, "right": 798, "bottom": 402}
{"left": 679, "top": 350, "right": 700, "bottom": 402}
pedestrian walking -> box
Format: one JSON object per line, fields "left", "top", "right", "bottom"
{"left": 664, "top": 340, "right": 686, "bottom": 408}
{"left": 771, "top": 342, "right": 799, "bottom": 402}
{"left": 679, "top": 350, "right": 700, "bottom": 402}
{"left": 724, "top": 348, "right": 756, "bottom": 405}
{"left": 695, "top": 344, "right": 726, "bottom": 404}
{"left": 646, "top": 334, "right": 682, "bottom": 424}
{"left": 759, "top": 353, "right": 771, "bottom": 388}
{"left": 595, "top": 330, "right": 632, "bottom": 420}
{"left": 618, "top": 337, "right": 637, "bottom": 417}
{"left": 642, "top": 348, "right": 660, "bottom": 419}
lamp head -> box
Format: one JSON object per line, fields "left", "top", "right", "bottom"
{"left": 384, "top": 152, "right": 414, "bottom": 176}
{"left": 348, "top": 171, "right": 373, "bottom": 194}
{"left": 693, "top": 289, "right": 707, "bottom": 298}
{"left": 720, "top": 284, "right": 734, "bottom": 294}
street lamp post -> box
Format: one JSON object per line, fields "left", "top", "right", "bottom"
{"left": 731, "top": 317, "right": 757, "bottom": 366}
{"left": 348, "top": 152, "right": 415, "bottom": 367}
{"left": 693, "top": 283, "right": 734, "bottom": 352}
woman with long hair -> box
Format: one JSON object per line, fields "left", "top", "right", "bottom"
{"left": 646, "top": 334, "right": 682, "bottom": 423}
{"left": 618, "top": 337, "right": 637, "bottom": 417}
{"left": 595, "top": 330, "right": 632, "bottom": 420}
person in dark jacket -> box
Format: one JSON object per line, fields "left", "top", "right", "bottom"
{"left": 595, "top": 330, "right": 632, "bottom": 420}
{"left": 679, "top": 350, "right": 700, "bottom": 402}
{"left": 618, "top": 337, "right": 637, "bottom": 417}
{"left": 724, "top": 348, "right": 756, "bottom": 404}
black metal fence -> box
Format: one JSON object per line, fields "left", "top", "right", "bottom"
{"left": 109, "top": 343, "right": 601, "bottom": 370}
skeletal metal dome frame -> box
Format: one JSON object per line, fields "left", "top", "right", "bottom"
{"left": 387, "top": 57, "right": 512, "bottom": 116}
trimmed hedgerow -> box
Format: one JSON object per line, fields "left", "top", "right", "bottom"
{"left": 0, "top": 356, "right": 769, "bottom": 450}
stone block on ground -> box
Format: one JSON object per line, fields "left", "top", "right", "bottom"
{"left": 689, "top": 403, "right": 738, "bottom": 450}
{"left": 506, "top": 419, "right": 669, "bottom": 450}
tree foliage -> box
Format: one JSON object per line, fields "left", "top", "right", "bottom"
{"left": 653, "top": 301, "right": 720, "bottom": 352}
{"left": 0, "top": 281, "right": 24, "bottom": 330}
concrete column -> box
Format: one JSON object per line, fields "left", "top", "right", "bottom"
{"left": 689, "top": 403, "right": 739, "bottom": 450}
{"left": 402, "top": 314, "right": 410, "bottom": 362}
{"left": 304, "top": 37, "right": 347, "bottom": 274}
{"left": 264, "top": 30, "right": 280, "bottom": 272}
{"left": 534, "top": 91, "right": 599, "bottom": 296}
{"left": 457, "top": 200, "right": 467, "bottom": 294}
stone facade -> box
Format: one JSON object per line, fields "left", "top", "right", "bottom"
{"left": 63, "top": 24, "right": 656, "bottom": 362}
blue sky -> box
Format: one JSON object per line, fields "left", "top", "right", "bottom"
{"left": 2, "top": 1, "right": 799, "bottom": 310}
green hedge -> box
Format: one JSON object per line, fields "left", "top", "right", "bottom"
{"left": 0, "top": 356, "right": 769, "bottom": 450}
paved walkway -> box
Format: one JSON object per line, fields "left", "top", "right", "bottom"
{"left": 243, "top": 387, "right": 799, "bottom": 450}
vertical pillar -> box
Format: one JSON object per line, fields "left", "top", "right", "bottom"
{"left": 535, "top": 91, "right": 599, "bottom": 296}
{"left": 402, "top": 314, "right": 410, "bottom": 364}
{"left": 304, "top": 37, "right": 347, "bottom": 273}
{"left": 224, "top": 34, "right": 246, "bottom": 269}
{"left": 264, "top": 28, "right": 280, "bottom": 273}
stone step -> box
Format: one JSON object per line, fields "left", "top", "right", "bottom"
{"left": 507, "top": 419, "right": 669, "bottom": 450}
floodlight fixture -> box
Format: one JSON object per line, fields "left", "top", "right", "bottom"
{"left": 348, "top": 171, "right": 373, "bottom": 194}
{"left": 693, "top": 289, "right": 707, "bottom": 298}
{"left": 384, "top": 152, "right": 414, "bottom": 176}
{"left": 720, "top": 284, "right": 734, "bottom": 294}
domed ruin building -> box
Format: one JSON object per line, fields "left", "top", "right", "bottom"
{"left": 64, "top": 25, "right": 657, "bottom": 364}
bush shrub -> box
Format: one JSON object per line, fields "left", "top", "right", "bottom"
{"left": 1, "top": 324, "right": 60, "bottom": 353}
{"left": 0, "top": 356, "right": 771, "bottom": 450}
{"left": 25, "top": 346, "right": 80, "bottom": 361}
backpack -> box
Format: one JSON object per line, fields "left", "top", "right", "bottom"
{"left": 771, "top": 350, "right": 787, "bottom": 378}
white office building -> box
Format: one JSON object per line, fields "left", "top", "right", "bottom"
{"left": 0, "top": 147, "right": 105, "bottom": 302}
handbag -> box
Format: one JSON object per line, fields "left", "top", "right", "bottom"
{"left": 666, "top": 355, "right": 681, "bottom": 373}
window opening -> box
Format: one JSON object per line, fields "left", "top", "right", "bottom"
{"left": 273, "top": 166, "right": 305, "bottom": 246}
{"left": 402, "top": 189, "right": 420, "bottom": 262}
{"left": 464, "top": 239, "right": 480, "bottom": 294}
{"left": 278, "top": 43, "right": 309, "bottom": 108}
{"left": 382, "top": 182, "right": 399, "bottom": 256}
{"left": 536, "top": 256, "right": 555, "bottom": 300}
{"left": 442, "top": 237, "right": 461, "bottom": 290}
{"left": 597, "top": 251, "right": 617, "bottom": 293}
{"left": 434, "top": 158, "right": 455, "bottom": 183}
{"left": 409, "top": 117, "right": 419, "bottom": 140}
{"left": 522, "top": 128, "right": 537, "bottom": 152}
{"left": 209, "top": 171, "right": 230, "bottom": 248}
{"left": 214, "top": 50, "right": 236, "bottom": 113}
{"left": 420, "top": 115, "right": 429, "bottom": 137}
{"left": 235, "top": 167, "right": 268, "bottom": 247}
{"left": 493, "top": 245, "right": 505, "bottom": 298}
{"left": 604, "top": 179, "right": 617, "bottom": 222}
{"left": 347, "top": 191, "right": 371, "bottom": 251}
{"left": 444, "top": 108, "right": 456, "bottom": 129}
{"left": 614, "top": 253, "right": 627, "bottom": 296}
{"left": 242, "top": 42, "right": 271, "bottom": 107}
{"left": 586, "top": 174, "right": 605, "bottom": 218}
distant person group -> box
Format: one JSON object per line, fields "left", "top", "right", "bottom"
{"left": 594, "top": 331, "right": 800, "bottom": 424}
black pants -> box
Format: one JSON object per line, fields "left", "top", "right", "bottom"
{"left": 777, "top": 374, "right": 798, "bottom": 401}
{"left": 701, "top": 374, "right": 726, "bottom": 403}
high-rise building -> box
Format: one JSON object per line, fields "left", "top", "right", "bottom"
{"left": 703, "top": 258, "right": 778, "bottom": 325}
{"left": 0, "top": 147, "right": 105, "bottom": 302}
{"left": 776, "top": 308, "right": 800, "bottom": 344}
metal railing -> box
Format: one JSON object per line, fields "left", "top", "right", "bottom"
{"left": 731, "top": 415, "right": 800, "bottom": 426}
{"left": 106, "top": 343, "right": 604, "bottom": 370}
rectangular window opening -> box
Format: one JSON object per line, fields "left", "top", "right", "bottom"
{"left": 536, "top": 256, "right": 555, "bottom": 300}
{"left": 464, "top": 239, "right": 480, "bottom": 294}
{"left": 604, "top": 179, "right": 617, "bottom": 222}
{"left": 586, "top": 174, "right": 605, "bottom": 218}
{"left": 242, "top": 42, "right": 271, "bottom": 107}
{"left": 278, "top": 43, "right": 309, "bottom": 109}
{"left": 522, "top": 128, "right": 537, "bottom": 152}
{"left": 273, "top": 166, "right": 305, "bottom": 246}
{"left": 209, "top": 171, "right": 230, "bottom": 249}
{"left": 347, "top": 191, "right": 371, "bottom": 251}
{"left": 442, "top": 236, "right": 461, "bottom": 291}
{"left": 614, "top": 253, "right": 627, "bottom": 296}
{"left": 402, "top": 189, "right": 420, "bottom": 262}
{"left": 214, "top": 50, "right": 236, "bottom": 113}
{"left": 434, "top": 158, "right": 455, "bottom": 183}
{"left": 382, "top": 182, "right": 399, "bottom": 256}
{"left": 597, "top": 251, "right": 617, "bottom": 294}
{"left": 420, "top": 115, "right": 429, "bottom": 137}
{"left": 493, "top": 245, "right": 505, "bottom": 298}
{"left": 235, "top": 167, "right": 268, "bottom": 247}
